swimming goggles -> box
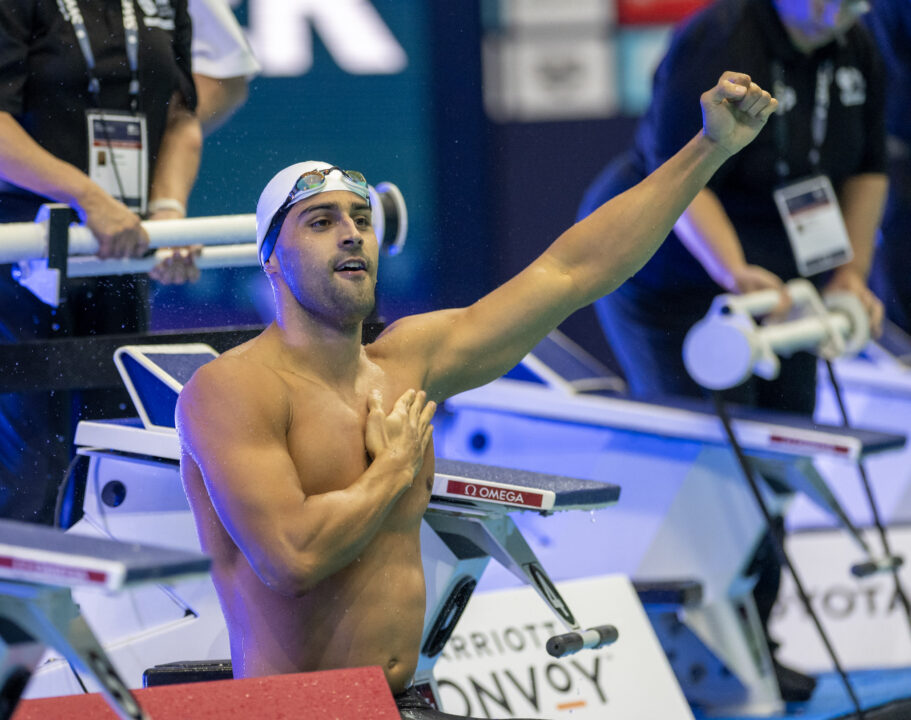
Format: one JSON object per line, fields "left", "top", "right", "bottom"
{"left": 282, "top": 167, "right": 369, "bottom": 207}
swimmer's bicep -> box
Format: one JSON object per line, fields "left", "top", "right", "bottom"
{"left": 176, "top": 363, "right": 303, "bottom": 547}
{"left": 383, "top": 257, "right": 578, "bottom": 399}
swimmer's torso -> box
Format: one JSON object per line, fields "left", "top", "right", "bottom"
{"left": 180, "top": 335, "right": 434, "bottom": 692}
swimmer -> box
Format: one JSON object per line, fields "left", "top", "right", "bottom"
{"left": 176, "top": 72, "right": 778, "bottom": 719}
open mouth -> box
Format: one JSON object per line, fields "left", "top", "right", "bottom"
{"left": 334, "top": 258, "right": 368, "bottom": 275}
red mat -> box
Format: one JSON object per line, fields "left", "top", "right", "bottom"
{"left": 13, "top": 666, "right": 399, "bottom": 719}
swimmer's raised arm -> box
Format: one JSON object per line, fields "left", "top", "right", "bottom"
{"left": 176, "top": 360, "right": 434, "bottom": 595}
{"left": 378, "top": 72, "right": 777, "bottom": 401}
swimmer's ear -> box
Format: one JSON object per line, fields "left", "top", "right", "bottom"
{"left": 262, "top": 255, "right": 280, "bottom": 275}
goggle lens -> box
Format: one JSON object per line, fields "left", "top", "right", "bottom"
{"left": 291, "top": 168, "right": 368, "bottom": 200}
{"left": 346, "top": 170, "right": 367, "bottom": 186}
{"left": 297, "top": 172, "right": 328, "bottom": 192}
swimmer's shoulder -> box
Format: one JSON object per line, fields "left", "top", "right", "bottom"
{"left": 178, "top": 335, "right": 291, "bottom": 433}
{"left": 366, "top": 308, "right": 461, "bottom": 361}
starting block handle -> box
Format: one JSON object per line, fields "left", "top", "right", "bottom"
{"left": 851, "top": 554, "right": 904, "bottom": 578}
{"left": 545, "top": 624, "right": 619, "bottom": 658}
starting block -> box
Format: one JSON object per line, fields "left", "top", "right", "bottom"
{"left": 0, "top": 519, "right": 210, "bottom": 720}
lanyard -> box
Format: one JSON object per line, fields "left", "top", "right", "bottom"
{"left": 59, "top": 0, "right": 141, "bottom": 113}
{"left": 772, "top": 59, "right": 833, "bottom": 179}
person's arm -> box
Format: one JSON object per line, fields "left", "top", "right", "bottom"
{"left": 674, "top": 187, "right": 787, "bottom": 296}
{"left": 824, "top": 172, "right": 889, "bottom": 334}
{"left": 146, "top": 91, "right": 204, "bottom": 284}
{"left": 193, "top": 73, "right": 249, "bottom": 136}
{"left": 0, "top": 112, "right": 148, "bottom": 258}
{"left": 148, "top": 91, "right": 202, "bottom": 219}
{"left": 380, "top": 72, "right": 777, "bottom": 401}
{"left": 177, "top": 362, "right": 435, "bottom": 596}
{"left": 186, "top": 0, "right": 259, "bottom": 136}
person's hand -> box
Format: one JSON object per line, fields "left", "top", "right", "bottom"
{"left": 824, "top": 266, "right": 884, "bottom": 338}
{"left": 729, "top": 264, "right": 792, "bottom": 317}
{"left": 149, "top": 245, "right": 202, "bottom": 285}
{"left": 80, "top": 190, "right": 149, "bottom": 259}
{"left": 365, "top": 388, "right": 436, "bottom": 480}
{"left": 701, "top": 72, "right": 778, "bottom": 156}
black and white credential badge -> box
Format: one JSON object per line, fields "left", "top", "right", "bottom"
{"left": 86, "top": 110, "right": 148, "bottom": 214}
{"left": 773, "top": 174, "right": 853, "bottom": 277}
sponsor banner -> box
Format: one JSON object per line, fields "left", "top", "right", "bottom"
{"left": 493, "top": 0, "right": 615, "bottom": 28}
{"left": 245, "top": 0, "right": 407, "bottom": 76}
{"left": 482, "top": 31, "right": 619, "bottom": 122}
{"left": 438, "top": 477, "right": 553, "bottom": 510}
{"left": 435, "top": 574, "right": 693, "bottom": 719}
{"left": 771, "top": 526, "right": 911, "bottom": 671}
{"left": 0, "top": 555, "right": 108, "bottom": 586}
{"left": 766, "top": 433, "right": 851, "bottom": 456}
{"left": 616, "top": 0, "right": 712, "bottom": 25}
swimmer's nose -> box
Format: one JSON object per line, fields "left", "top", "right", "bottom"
{"left": 338, "top": 216, "right": 364, "bottom": 247}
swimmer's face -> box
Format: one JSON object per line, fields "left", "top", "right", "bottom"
{"left": 774, "top": 0, "right": 866, "bottom": 50}
{"left": 268, "top": 190, "right": 379, "bottom": 324}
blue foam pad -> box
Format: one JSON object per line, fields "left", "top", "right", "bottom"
{"left": 121, "top": 353, "right": 179, "bottom": 428}
{"left": 142, "top": 352, "right": 216, "bottom": 385}
{"left": 531, "top": 333, "right": 618, "bottom": 384}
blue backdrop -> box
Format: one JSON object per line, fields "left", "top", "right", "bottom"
{"left": 152, "top": 0, "right": 440, "bottom": 330}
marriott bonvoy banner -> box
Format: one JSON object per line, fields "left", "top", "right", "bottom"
{"left": 434, "top": 575, "right": 694, "bottom": 719}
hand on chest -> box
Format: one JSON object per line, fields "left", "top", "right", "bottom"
{"left": 283, "top": 376, "right": 432, "bottom": 499}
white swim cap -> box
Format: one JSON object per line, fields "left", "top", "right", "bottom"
{"left": 255, "top": 161, "right": 370, "bottom": 265}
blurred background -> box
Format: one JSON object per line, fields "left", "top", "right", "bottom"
{"left": 157, "top": 0, "right": 712, "bottom": 366}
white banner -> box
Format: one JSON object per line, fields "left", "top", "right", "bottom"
{"left": 434, "top": 574, "right": 693, "bottom": 719}
{"left": 482, "top": 32, "right": 619, "bottom": 122}
{"left": 772, "top": 526, "right": 911, "bottom": 671}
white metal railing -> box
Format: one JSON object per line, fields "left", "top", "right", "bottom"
{"left": 0, "top": 213, "right": 259, "bottom": 274}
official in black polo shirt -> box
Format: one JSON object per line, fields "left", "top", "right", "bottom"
{"left": 0, "top": 0, "right": 202, "bottom": 523}
{"left": 577, "top": 0, "right": 887, "bottom": 702}
{"left": 865, "top": 0, "right": 911, "bottom": 334}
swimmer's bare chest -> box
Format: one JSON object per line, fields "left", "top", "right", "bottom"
{"left": 281, "top": 367, "right": 435, "bottom": 522}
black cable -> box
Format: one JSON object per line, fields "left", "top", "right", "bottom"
{"left": 92, "top": 108, "right": 132, "bottom": 212}
{"left": 87, "top": 79, "right": 141, "bottom": 217}
{"left": 823, "top": 358, "right": 911, "bottom": 634}
{"left": 55, "top": 453, "right": 89, "bottom": 691}
{"left": 53, "top": 454, "right": 86, "bottom": 529}
{"left": 68, "top": 661, "right": 89, "bottom": 694}
{"left": 712, "top": 391, "right": 866, "bottom": 719}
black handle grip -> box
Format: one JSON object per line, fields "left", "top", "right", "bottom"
{"left": 590, "top": 624, "right": 619, "bottom": 647}
{"left": 851, "top": 555, "right": 904, "bottom": 578}
{"left": 546, "top": 625, "right": 619, "bottom": 658}
{"left": 546, "top": 632, "right": 584, "bottom": 658}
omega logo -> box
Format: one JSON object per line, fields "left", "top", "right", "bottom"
{"left": 464, "top": 483, "right": 526, "bottom": 504}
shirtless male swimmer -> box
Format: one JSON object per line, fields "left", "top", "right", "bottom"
{"left": 176, "top": 72, "right": 778, "bottom": 720}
